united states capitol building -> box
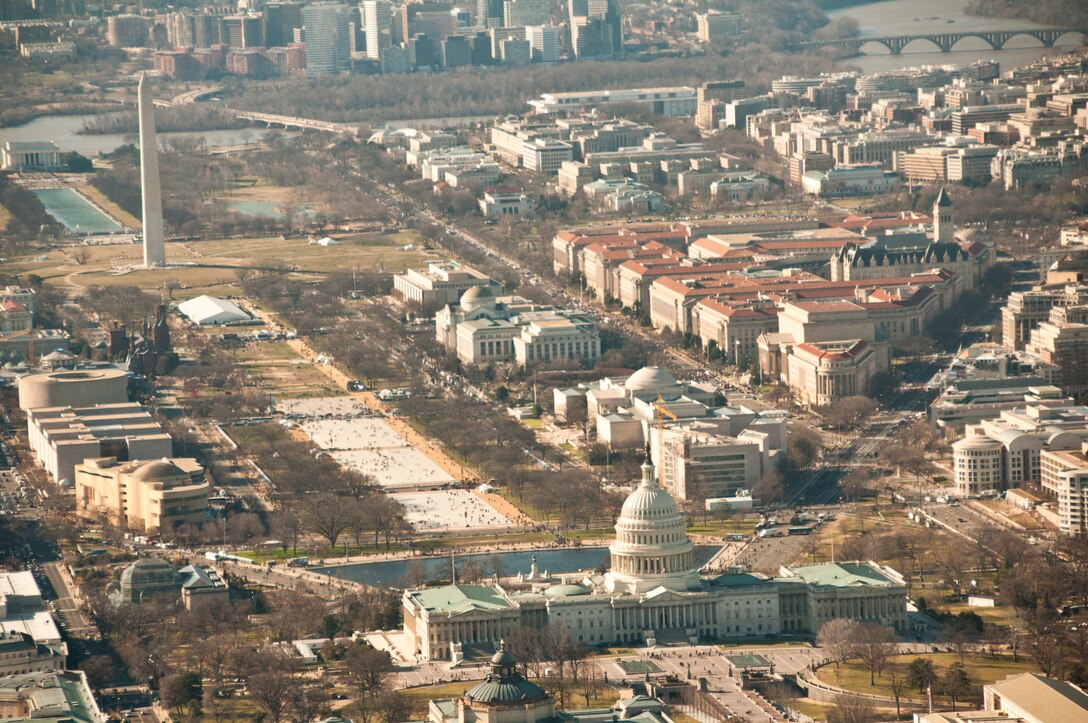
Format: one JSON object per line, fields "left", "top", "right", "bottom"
{"left": 403, "top": 460, "right": 907, "bottom": 661}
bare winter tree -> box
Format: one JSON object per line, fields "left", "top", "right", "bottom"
{"left": 245, "top": 648, "right": 298, "bottom": 723}
{"left": 818, "top": 619, "right": 860, "bottom": 669}
{"left": 849, "top": 622, "right": 898, "bottom": 685}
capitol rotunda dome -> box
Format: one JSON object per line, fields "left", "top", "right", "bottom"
{"left": 606, "top": 456, "right": 699, "bottom": 595}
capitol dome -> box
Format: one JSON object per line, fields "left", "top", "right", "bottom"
{"left": 606, "top": 458, "right": 699, "bottom": 595}
{"left": 460, "top": 285, "right": 496, "bottom": 313}
{"left": 624, "top": 366, "right": 677, "bottom": 392}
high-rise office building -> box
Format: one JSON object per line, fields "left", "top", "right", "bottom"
{"left": 440, "top": 34, "right": 472, "bottom": 67}
{"left": 219, "top": 14, "right": 263, "bottom": 48}
{"left": 476, "top": 0, "right": 504, "bottom": 28}
{"left": 500, "top": 36, "right": 530, "bottom": 65}
{"left": 107, "top": 14, "right": 149, "bottom": 47}
{"left": 401, "top": 7, "right": 457, "bottom": 40}
{"left": 362, "top": 0, "right": 392, "bottom": 59}
{"left": 502, "top": 0, "right": 548, "bottom": 27}
{"left": 469, "top": 30, "right": 492, "bottom": 64}
{"left": 695, "top": 11, "right": 740, "bottom": 42}
{"left": 567, "top": 0, "right": 620, "bottom": 59}
{"left": 193, "top": 13, "right": 220, "bottom": 46}
{"left": 302, "top": 2, "right": 351, "bottom": 74}
{"left": 452, "top": 7, "right": 473, "bottom": 27}
{"left": 409, "top": 33, "right": 437, "bottom": 67}
{"left": 526, "top": 24, "right": 558, "bottom": 63}
{"left": 264, "top": 2, "right": 302, "bottom": 47}
{"left": 164, "top": 13, "right": 195, "bottom": 48}
{"left": 489, "top": 25, "right": 523, "bottom": 56}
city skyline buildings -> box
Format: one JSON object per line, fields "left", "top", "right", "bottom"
{"left": 568, "top": 0, "right": 622, "bottom": 59}
{"left": 363, "top": 0, "right": 392, "bottom": 60}
{"left": 302, "top": 1, "right": 351, "bottom": 74}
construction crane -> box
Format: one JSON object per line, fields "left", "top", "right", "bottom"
{"left": 648, "top": 394, "right": 678, "bottom": 485}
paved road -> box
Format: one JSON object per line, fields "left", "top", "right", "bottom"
{"left": 43, "top": 562, "right": 96, "bottom": 635}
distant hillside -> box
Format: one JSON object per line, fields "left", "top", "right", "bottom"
{"left": 965, "top": 0, "right": 1088, "bottom": 28}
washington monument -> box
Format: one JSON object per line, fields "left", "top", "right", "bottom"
{"left": 138, "top": 73, "right": 166, "bottom": 267}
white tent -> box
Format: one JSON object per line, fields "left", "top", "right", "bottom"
{"left": 315, "top": 236, "right": 339, "bottom": 246}
{"left": 178, "top": 295, "right": 251, "bottom": 325}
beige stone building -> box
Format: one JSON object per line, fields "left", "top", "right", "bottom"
{"left": 1025, "top": 304, "right": 1088, "bottom": 395}
{"left": 74, "top": 457, "right": 209, "bottom": 533}
{"left": 952, "top": 403, "right": 1088, "bottom": 496}
{"left": 26, "top": 403, "right": 172, "bottom": 486}
{"left": 1001, "top": 286, "right": 1088, "bottom": 351}
{"left": 435, "top": 287, "right": 599, "bottom": 366}
{"left": 393, "top": 261, "right": 499, "bottom": 310}
{"left": 921, "top": 672, "right": 1088, "bottom": 723}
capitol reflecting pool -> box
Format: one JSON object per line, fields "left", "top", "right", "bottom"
{"left": 314, "top": 545, "right": 720, "bottom": 588}
{"left": 34, "top": 188, "right": 123, "bottom": 234}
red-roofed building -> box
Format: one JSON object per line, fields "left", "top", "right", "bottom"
{"left": 551, "top": 224, "right": 687, "bottom": 277}
{"left": 691, "top": 298, "right": 779, "bottom": 364}
{"left": 580, "top": 240, "right": 684, "bottom": 303}
{"left": 785, "top": 339, "right": 880, "bottom": 406}
{"left": 0, "top": 300, "right": 31, "bottom": 334}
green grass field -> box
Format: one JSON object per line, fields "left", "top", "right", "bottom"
{"left": 815, "top": 652, "right": 1038, "bottom": 703}
{"left": 6, "top": 231, "right": 430, "bottom": 297}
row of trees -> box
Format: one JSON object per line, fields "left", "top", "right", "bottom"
{"left": 89, "top": 135, "right": 386, "bottom": 239}
{"left": 85, "top": 578, "right": 403, "bottom": 721}
{"left": 229, "top": 45, "right": 842, "bottom": 125}
{"left": 817, "top": 619, "right": 973, "bottom": 715}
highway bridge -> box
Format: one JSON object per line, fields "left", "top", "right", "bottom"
{"left": 109, "top": 85, "right": 223, "bottom": 108}
{"left": 230, "top": 110, "right": 364, "bottom": 137}
{"left": 170, "top": 85, "right": 223, "bottom": 105}
{"left": 797, "top": 27, "right": 1085, "bottom": 55}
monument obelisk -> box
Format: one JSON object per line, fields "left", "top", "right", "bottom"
{"left": 138, "top": 73, "right": 166, "bottom": 267}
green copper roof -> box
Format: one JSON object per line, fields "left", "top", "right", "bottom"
{"left": 410, "top": 584, "right": 512, "bottom": 614}
{"left": 465, "top": 677, "right": 547, "bottom": 704}
{"left": 784, "top": 562, "right": 892, "bottom": 588}
{"left": 707, "top": 572, "right": 772, "bottom": 588}
{"left": 543, "top": 583, "right": 591, "bottom": 598}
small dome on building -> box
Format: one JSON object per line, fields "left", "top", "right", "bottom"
{"left": 952, "top": 435, "right": 1002, "bottom": 451}
{"left": 460, "top": 285, "right": 496, "bottom": 310}
{"left": 543, "top": 583, "right": 591, "bottom": 598}
{"left": 624, "top": 366, "right": 677, "bottom": 392}
{"left": 491, "top": 647, "right": 516, "bottom": 666}
{"left": 129, "top": 459, "right": 184, "bottom": 481}
{"left": 42, "top": 348, "right": 75, "bottom": 362}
